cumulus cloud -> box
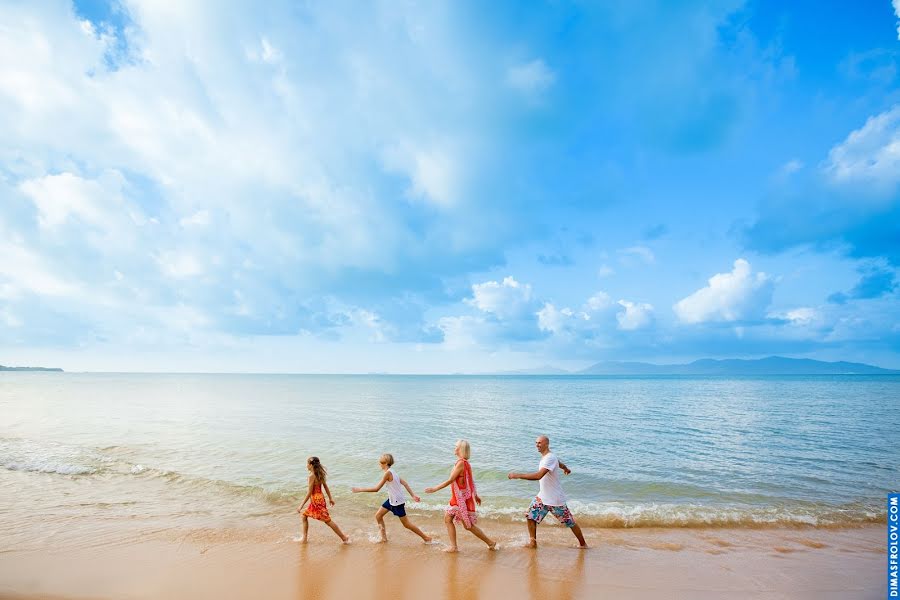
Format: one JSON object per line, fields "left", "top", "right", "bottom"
{"left": 616, "top": 300, "right": 654, "bottom": 330}
{"left": 673, "top": 259, "right": 775, "bottom": 324}
{"left": 824, "top": 104, "right": 900, "bottom": 191}
{"left": 467, "top": 276, "right": 536, "bottom": 319}
{"left": 743, "top": 106, "right": 900, "bottom": 265}
{"left": 894, "top": 0, "right": 900, "bottom": 40}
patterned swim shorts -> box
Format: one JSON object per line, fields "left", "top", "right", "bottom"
{"left": 525, "top": 497, "right": 575, "bottom": 528}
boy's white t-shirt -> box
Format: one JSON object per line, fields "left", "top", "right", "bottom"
{"left": 537, "top": 452, "right": 567, "bottom": 506}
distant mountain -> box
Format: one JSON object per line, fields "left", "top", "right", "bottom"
{"left": 578, "top": 356, "right": 900, "bottom": 375}
{"left": 493, "top": 365, "right": 572, "bottom": 375}
{"left": 0, "top": 365, "right": 63, "bottom": 372}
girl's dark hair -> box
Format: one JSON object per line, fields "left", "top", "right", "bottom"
{"left": 307, "top": 456, "right": 327, "bottom": 484}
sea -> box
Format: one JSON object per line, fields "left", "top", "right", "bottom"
{"left": 1, "top": 372, "right": 897, "bottom": 551}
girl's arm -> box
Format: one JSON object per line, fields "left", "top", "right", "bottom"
{"left": 399, "top": 477, "right": 421, "bottom": 502}
{"left": 424, "top": 462, "right": 464, "bottom": 493}
{"left": 297, "top": 476, "right": 314, "bottom": 511}
{"left": 352, "top": 471, "right": 390, "bottom": 494}
{"left": 323, "top": 481, "right": 335, "bottom": 506}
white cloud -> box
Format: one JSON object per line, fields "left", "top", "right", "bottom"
{"left": 505, "top": 59, "right": 555, "bottom": 95}
{"left": 381, "top": 141, "right": 461, "bottom": 207}
{"left": 19, "top": 171, "right": 129, "bottom": 232}
{"left": 673, "top": 258, "right": 774, "bottom": 324}
{"left": 156, "top": 252, "right": 203, "bottom": 280}
{"left": 179, "top": 210, "right": 210, "bottom": 227}
{"left": 586, "top": 291, "right": 613, "bottom": 311}
{"left": 824, "top": 104, "right": 900, "bottom": 190}
{"left": 467, "top": 276, "right": 534, "bottom": 319}
{"left": 894, "top": 0, "right": 900, "bottom": 40}
{"left": 768, "top": 307, "right": 821, "bottom": 326}
{"left": 616, "top": 300, "right": 654, "bottom": 330}
{"left": 537, "top": 303, "right": 576, "bottom": 334}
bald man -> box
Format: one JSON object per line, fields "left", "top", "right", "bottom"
{"left": 508, "top": 435, "right": 587, "bottom": 548}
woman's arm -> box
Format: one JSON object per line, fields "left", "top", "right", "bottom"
{"left": 323, "top": 481, "right": 335, "bottom": 506}
{"left": 352, "top": 472, "right": 390, "bottom": 494}
{"left": 399, "top": 477, "right": 421, "bottom": 502}
{"left": 424, "top": 462, "right": 464, "bottom": 493}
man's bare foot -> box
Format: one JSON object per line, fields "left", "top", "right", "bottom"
{"left": 442, "top": 546, "right": 459, "bottom": 553}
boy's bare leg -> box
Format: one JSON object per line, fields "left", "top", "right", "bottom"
{"left": 466, "top": 524, "right": 497, "bottom": 550}
{"left": 399, "top": 516, "right": 432, "bottom": 542}
{"left": 375, "top": 507, "right": 389, "bottom": 542}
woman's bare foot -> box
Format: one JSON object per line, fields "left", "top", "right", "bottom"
{"left": 341, "top": 536, "right": 351, "bottom": 544}
{"left": 488, "top": 541, "right": 499, "bottom": 551}
{"left": 442, "top": 545, "right": 459, "bottom": 553}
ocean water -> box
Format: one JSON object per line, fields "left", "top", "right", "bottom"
{"left": 1, "top": 373, "right": 897, "bottom": 538}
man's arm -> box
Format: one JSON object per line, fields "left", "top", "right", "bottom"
{"left": 558, "top": 460, "right": 571, "bottom": 475}
{"left": 507, "top": 467, "right": 550, "bottom": 481}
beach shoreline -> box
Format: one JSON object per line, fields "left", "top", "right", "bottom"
{"left": 0, "top": 514, "right": 885, "bottom": 600}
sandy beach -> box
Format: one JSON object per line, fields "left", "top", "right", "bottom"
{"left": 0, "top": 512, "right": 885, "bottom": 600}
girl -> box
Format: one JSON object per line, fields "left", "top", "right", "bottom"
{"left": 297, "top": 456, "right": 349, "bottom": 543}
{"left": 424, "top": 439, "right": 497, "bottom": 553}
{"left": 351, "top": 453, "right": 433, "bottom": 544}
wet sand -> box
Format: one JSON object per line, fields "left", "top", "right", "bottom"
{"left": 0, "top": 513, "right": 885, "bottom": 600}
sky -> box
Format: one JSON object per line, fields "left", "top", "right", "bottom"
{"left": 1, "top": 0, "right": 899, "bottom": 373}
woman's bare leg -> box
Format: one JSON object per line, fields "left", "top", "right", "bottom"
{"left": 465, "top": 524, "right": 497, "bottom": 549}
{"left": 443, "top": 512, "right": 458, "bottom": 552}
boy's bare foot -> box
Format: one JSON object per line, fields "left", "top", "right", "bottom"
{"left": 525, "top": 538, "right": 537, "bottom": 549}
{"left": 442, "top": 546, "right": 459, "bottom": 553}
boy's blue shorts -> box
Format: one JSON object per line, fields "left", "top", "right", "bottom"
{"left": 382, "top": 499, "right": 407, "bottom": 517}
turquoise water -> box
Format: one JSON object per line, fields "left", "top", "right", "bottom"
{"left": 1, "top": 373, "right": 897, "bottom": 528}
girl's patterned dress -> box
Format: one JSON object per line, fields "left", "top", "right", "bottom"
{"left": 446, "top": 458, "right": 477, "bottom": 528}
{"left": 303, "top": 482, "right": 331, "bottom": 522}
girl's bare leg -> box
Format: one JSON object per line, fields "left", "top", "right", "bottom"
{"left": 299, "top": 514, "right": 309, "bottom": 542}
{"left": 399, "top": 516, "right": 432, "bottom": 542}
{"left": 466, "top": 524, "right": 497, "bottom": 549}
{"left": 375, "top": 507, "right": 389, "bottom": 542}
{"left": 443, "top": 512, "right": 458, "bottom": 552}
{"left": 326, "top": 520, "right": 350, "bottom": 543}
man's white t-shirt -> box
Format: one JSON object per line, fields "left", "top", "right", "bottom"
{"left": 537, "top": 452, "right": 567, "bottom": 506}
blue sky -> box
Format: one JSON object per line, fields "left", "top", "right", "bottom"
{"left": 1, "top": 0, "right": 899, "bottom": 372}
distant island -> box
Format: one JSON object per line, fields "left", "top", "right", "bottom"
{"left": 494, "top": 356, "right": 900, "bottom": 376}
{"left": 0, "top": 365, "right": 63, "bottom": 372}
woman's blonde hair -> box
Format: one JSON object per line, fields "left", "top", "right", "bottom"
{"left": 380, "top": 453, "right": 394, "bottom": 467}
{"left": 455, "top": 439, "right": 471, "bottom": 459}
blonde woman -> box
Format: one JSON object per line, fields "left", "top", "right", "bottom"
{"left": 425, "top": 439, "right": 497, "bottom": 552}
{"left": 352, "top": 453, "right": 433, "bottom": 543}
